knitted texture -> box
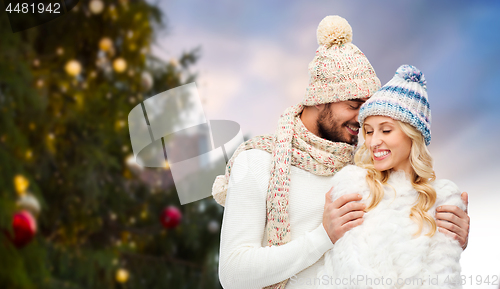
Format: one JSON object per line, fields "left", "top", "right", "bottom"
{"left": 212, "top": 104, "right": 355, "bottom": 289}
{"left": 358, "top": 64, "right": 431, "bottom": 145}
{"left": 303, "top": 15, "right": 381, "bottom": 106}
{"left": 212, "top": 104, "right": 355, "bottom": 208}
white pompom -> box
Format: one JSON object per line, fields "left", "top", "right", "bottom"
{"left": 317, "top": 15, "right": 353, "bottom": 46}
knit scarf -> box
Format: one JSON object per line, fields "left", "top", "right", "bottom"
{"left": 212, "top": 103, "right": 355, "bottom": 289}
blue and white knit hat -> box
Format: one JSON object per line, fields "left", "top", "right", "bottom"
{"left": 358, "top": 64, "right": 431, "bottom": 145}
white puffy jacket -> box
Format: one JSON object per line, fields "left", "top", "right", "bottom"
{"left": 317, "top": 165, "right": 464, "bottom": 289}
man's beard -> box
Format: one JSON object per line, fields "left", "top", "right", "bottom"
{"left": 316, "top": 107, "right": 358, "bottom": 145}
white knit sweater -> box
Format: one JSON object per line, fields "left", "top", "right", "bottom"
{"left": 219, "top": 149, "right": 336, "bottom": 289}
{"left": 317, "top": 165, "right": 464, "bottom": 289}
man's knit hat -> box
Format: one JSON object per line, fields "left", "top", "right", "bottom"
{"left": 358, "top": 64, "right": 431, "bottom": 145}
{"left": 303, "top": 15, "right": 381, "bottom": 106}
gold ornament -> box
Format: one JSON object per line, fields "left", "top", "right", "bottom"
{"left": 128, "top": 43, "right": 137, "bottom": 51}
{"left": 99, "top": 37, "right": 113, "bottom": 52}
{"left": 134, "top": 13, "right": 142, "bottom": 22}
{"left": 115, "top": 120, "right": 126, "bottom": 130}
{"left": 125, "top": 154, "right": 136, "bottom": 166}
{"left": 113, "top": 58, "right": 127, "bottom": 73}
{"left": 74, "top": 93, "right": 84, "bottom": 108}
{"left": 89, "top": 0, "right": 104, "bottom": 14}
{"left": 109, "top": 5, "right": 118, "bottom": 20}
{"left": 46, "top": 133, "right": 56, "bottom": 153}
{"left": 25, "top": 150, "right": 33, "bottom": 160}
{"left": 140, "top": 209, "right": 148, "bottom": 219}
{"left": 169, "top": 58, "right": 179, "bottom": 67}
{"left": 121, "top": 231, "right": 130, "bottom": 242}
{"left": 115, "top": 268, "right": 129, "bottom": 283}
{"left": 14, "top": 175, "right": 29, "bottom": 196}
{"left": 65, "top": 60, "right": 82, "bottom": 76}
{"left": 123, "top": 169, "right": 132, "bottom": 179}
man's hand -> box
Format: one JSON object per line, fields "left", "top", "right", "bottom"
{"left": 323, "top": 187, "right": 366, "bottom": 244}
{"left": 436, "top": 192, "right": 470, "bottom": 250}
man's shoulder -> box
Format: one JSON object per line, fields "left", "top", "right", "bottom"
{"left": 231, "top": 134, "right": 274, "bottom": 165}
{"left": 233, "top": 149, "right": 272, "bottom": 165}
{"left": 231, "top": 149, "right": 272, "bottom": 179}
{"left": 432, "top": 179, "right": 465, "bottom": 210}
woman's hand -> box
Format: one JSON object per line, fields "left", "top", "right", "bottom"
{"left": 435, "top": 192, "right": 470, "bottom": 250}
{"left": 323, "top": 187, "right": 366, "bottom": 244}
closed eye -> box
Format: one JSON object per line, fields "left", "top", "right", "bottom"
{"left": 347, "top": 101, "right": 362, "bottom": 110}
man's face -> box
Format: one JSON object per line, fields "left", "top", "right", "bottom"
{"left": 316, "top": 99, "right": 366, "bottom": 145}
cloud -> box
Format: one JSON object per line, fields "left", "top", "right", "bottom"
{"left": 153, "top": 21, "right": 314, "bottom": 136}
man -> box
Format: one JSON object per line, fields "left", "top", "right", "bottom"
{"left": 212, "top": 15, "right": 469, "bottom": 289}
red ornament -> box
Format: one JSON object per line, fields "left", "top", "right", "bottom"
{"left": 9, "top": 210, "right": 37, "bottom": 248}
{"left": 160, "top": 206, "right": 182, "bottom": 229}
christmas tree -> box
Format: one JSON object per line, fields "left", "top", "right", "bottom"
{"left": 0, "top": 0, "right": 222, "bottom": 288}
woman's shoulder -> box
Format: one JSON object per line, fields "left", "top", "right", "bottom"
{"left": 332, "top": 165, "right": 368, "bottom": 186}
{"left": 431, "top": 179, "right": 465, "bottom": 210}
{"left": 331, "top": 165, "right": 369, "bottom": 197}
{"left": 334, "top": 164, "right": 368, "bottom": 179}
{"left": 432, "top": 179, "right": 460, "bottom": 197}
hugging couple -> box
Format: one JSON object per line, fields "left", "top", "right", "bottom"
{"left": 212, "top": 15, "right": 469, "bottom": 289}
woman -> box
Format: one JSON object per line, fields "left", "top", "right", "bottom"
{"left": 317, "top": 65, "right": 464, "bottom": 289}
